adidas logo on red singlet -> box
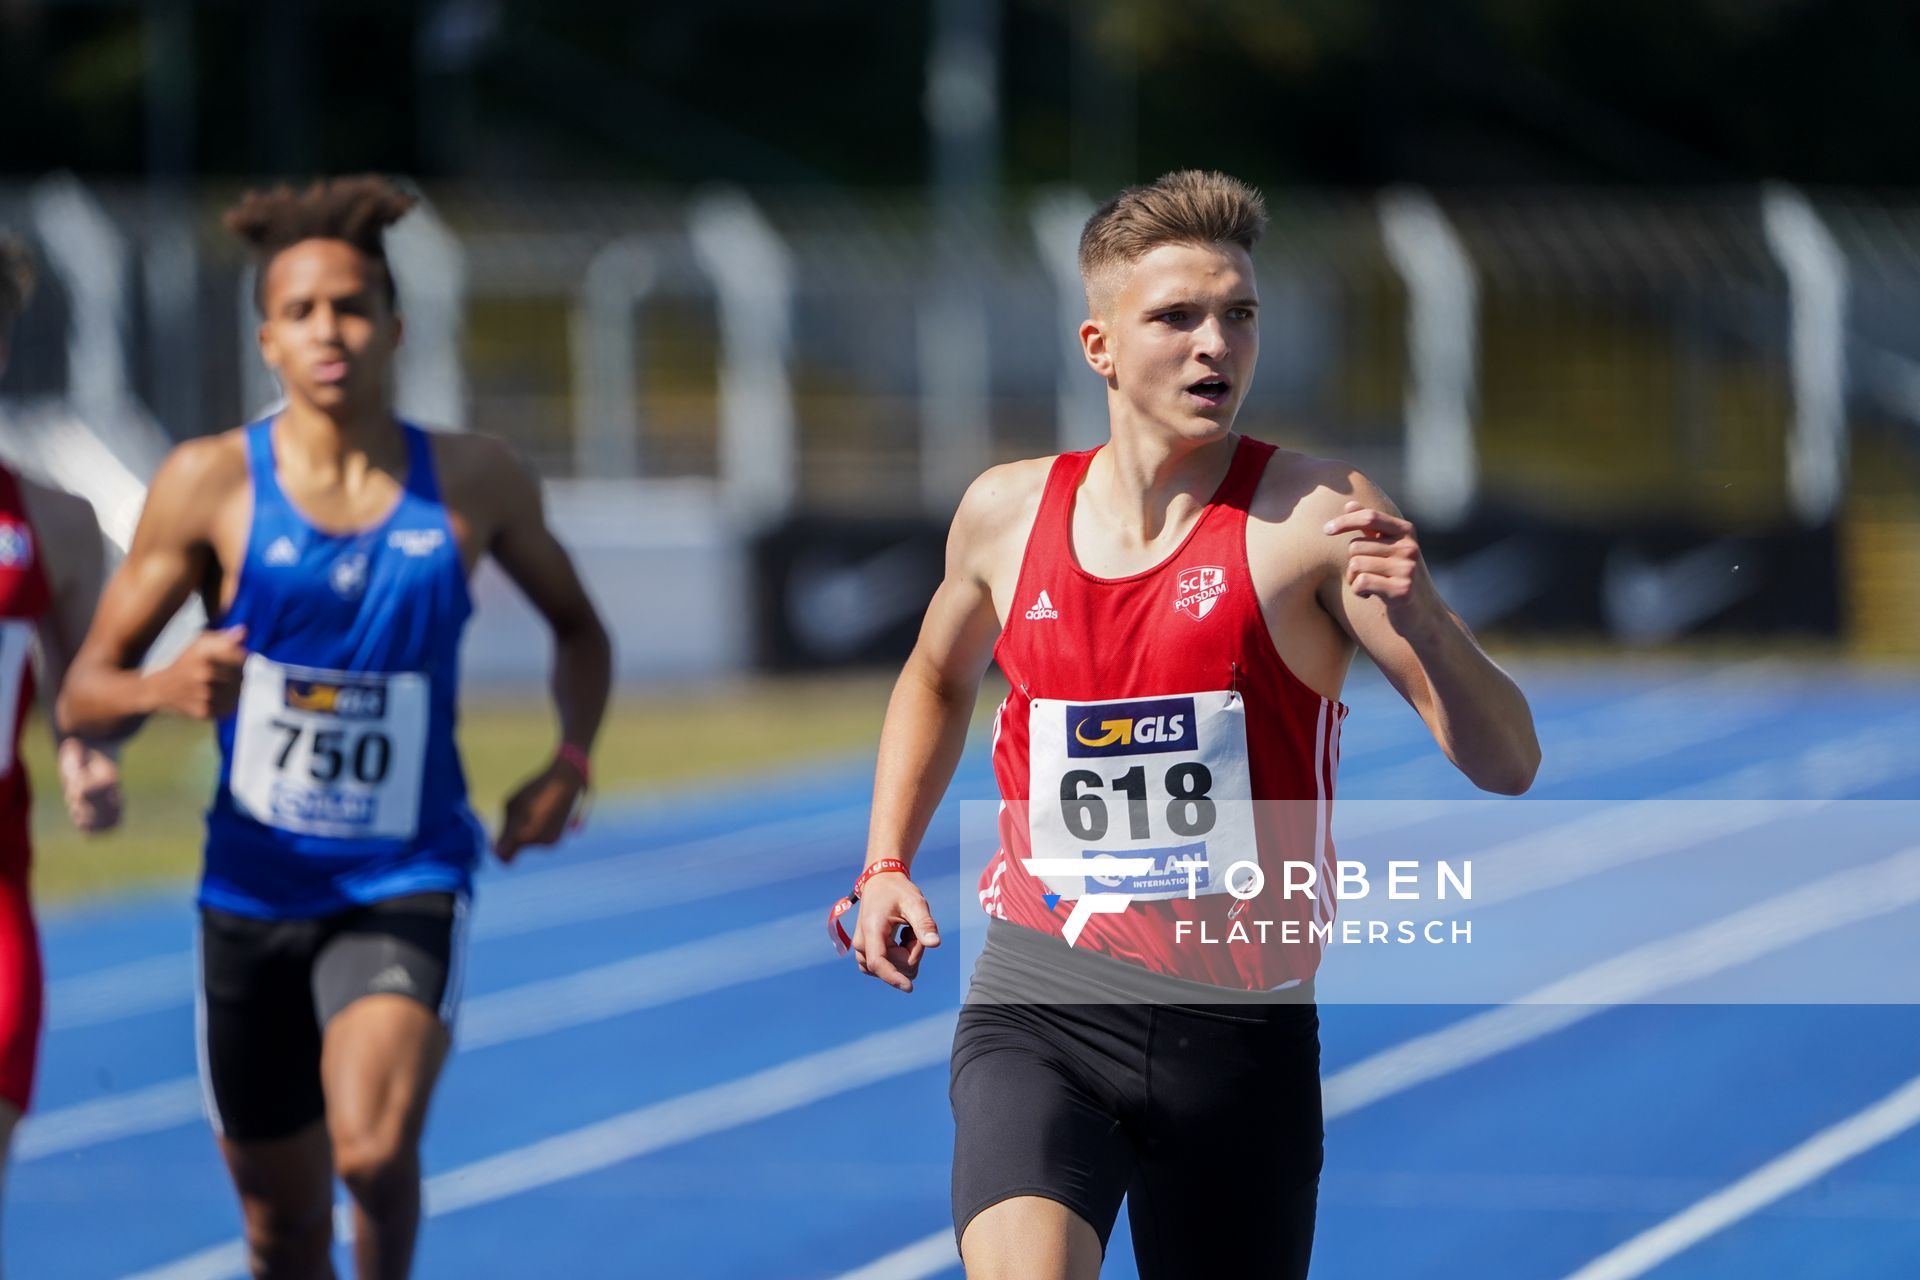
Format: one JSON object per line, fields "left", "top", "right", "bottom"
{"left": 1024, "top": 590, "right": 1059, "bottom": 621}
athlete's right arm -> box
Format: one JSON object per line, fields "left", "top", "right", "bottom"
{"left": 853, "top": 461, "right": 1042, "bottom": 994}
{"left": 58, "top": 439, "right": 251, "bottom": 740}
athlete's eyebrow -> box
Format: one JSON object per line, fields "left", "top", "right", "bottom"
{"left": 1139, "top": 296, "right": 1261, "bottom": 315}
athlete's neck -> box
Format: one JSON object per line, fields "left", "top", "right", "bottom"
{"left": 1082, "top": 429, "right": 1238, "bottom": 545}
{"left": 272, "top": 401, "right": 407, "bottom": 486}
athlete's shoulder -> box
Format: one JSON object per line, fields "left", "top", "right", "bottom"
{"left": 426, "top": 429, "right": 535, "bottom": 495}
{"left": 945, "top": 456, "right": 1056, "bottom": 583}
{"left": 957, "top": 455, "right": 1056, "bottom": 523}
{"left": 951, "top": 455, "right": 1055, "bottom": 542}
{"left": 424, "top": 426, "right": 521, "bottom": 470}
{"left": 1249, "top": 449, "right": 1397, "bottom": 529}
{"left": 126, "top": 429, "right": 251, "bottom": 552}
{"left": 150, "top": 429, "right": 251, "bottom": 506}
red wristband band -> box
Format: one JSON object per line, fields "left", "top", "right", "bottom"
{"left": 556, "top": 742, "right": 591, "bottom": 786}
{"left": 828, "top": 858, "right": 910, "bottom": 955}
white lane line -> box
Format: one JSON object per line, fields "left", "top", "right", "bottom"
{"left": 460, "top": 875, "right": 960, "bottom": 1049}
{"left": 1321, "top": 846, "right": 1920, "bottom": 1117}
{"left": 13, "top": 1078, "right": 206, "bottom": 1162}
{"left": 472, "top": 805, "right": 871, "bottom": 939}
{"left": 1354, "top": 660, "right": 1799, "bottom": 799}
{"left": 1337, "top": 658, "right": 1786, "bottom": 771}
{"left": 41, "top": 803, "right": 875, "bottom": 1033}
{"left": 830, "top": 1231, "right": 960, "bottom": 1280}
{"left": 823, "top": 839, "right": 1920, "bottom": 1280}
{"left": 33, "top": 660, "right": 1797, "bottom": 1028}
{"left": 1560, "top": 1073, "right": 1920, "bottom": 1280}
{"left": 40, "top": 710, "right": 1920, "bottom": 1166}
{"left": 120, "top": 1012, "right": 960, "bottom": 1280}
{"left": 20, "top": 876, "right": 958, "bottom": 1164}
{"left": 1424, "top": 712, "right": 1920, "bottom": 915}
{"left": 47, "top": 953, "right": 192, "bottom": 1031}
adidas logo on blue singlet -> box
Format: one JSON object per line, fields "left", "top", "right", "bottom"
{"left": 264, "top": 536, "right": 298, "bottom": 566}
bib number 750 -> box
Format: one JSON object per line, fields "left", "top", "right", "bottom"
{"left": 269, "top": 720, "right": 393, "bottom": 785}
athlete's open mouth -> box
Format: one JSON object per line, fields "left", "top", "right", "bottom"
{"left": 1186, "top": 377, "right": 1231, "bottom": 404}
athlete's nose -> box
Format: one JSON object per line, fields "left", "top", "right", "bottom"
{"left": 1193, "top": 314, "right": 1229, "bottom": 362}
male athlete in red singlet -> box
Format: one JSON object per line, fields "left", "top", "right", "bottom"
{"left": 0, "top": 233, "right": 124, "bottom": 1242}
{"left": 843, "top": 173, "right": 1540, "bottom": 1278}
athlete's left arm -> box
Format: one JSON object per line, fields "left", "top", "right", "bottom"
{"left": 1314, "top": 472, "right": 1540, "bottom": 795}
{"left": 463, "top": 437, "right": 613, "bottom": 861}
{"left": 18, "top": 478, "right": 123, "bottom": 832}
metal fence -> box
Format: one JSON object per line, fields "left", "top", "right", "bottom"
{"left": 4, "top": 175, "right": 1919, "bottom": 662}
{"left": 7, "top": 177, "right": 1919, "bottom": 513}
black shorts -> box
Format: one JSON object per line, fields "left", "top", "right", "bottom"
{"left": 196, "top": 891, "right": 467, "bottom": 1143}
{"left": 950, "top": 919, "right": 1322, "bottom": 1279}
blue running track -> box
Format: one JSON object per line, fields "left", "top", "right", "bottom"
{"left": 12, "top": 661, "right": 1920, "bottom": 1278}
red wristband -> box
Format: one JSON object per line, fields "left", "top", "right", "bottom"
{"left": 556, "top": 742, "right": 591, "bottom": 786}
{"left": 828, "top": 858, "right": 910, "bottom": 955}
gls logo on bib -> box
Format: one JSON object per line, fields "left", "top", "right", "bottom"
{"left": 1065, "top": 696, "right": 1196, "bottom": 758}
{"left": 285, "top": 677, "right": 388, "bottom": 719}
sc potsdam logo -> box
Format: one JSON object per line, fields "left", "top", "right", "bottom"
{"left": 1174, "top": 565, "right": 1227, "bottom": 620}
{"left": 0, "top": 520, "right": 34, "bottom": 569}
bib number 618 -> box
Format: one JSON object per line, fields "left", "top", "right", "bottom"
{"left": 1059, "top": 762, "right": 1215, "bottom": 842}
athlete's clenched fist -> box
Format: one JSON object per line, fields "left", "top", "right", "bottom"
{"left": 147, "top": 624, "right": 249, "bottom": 719}
{"left": 851, "top": 869, "right": 941, "bottom": 994}
{"left": 1324, "top": 500, "right": 1438, "bottom": 614}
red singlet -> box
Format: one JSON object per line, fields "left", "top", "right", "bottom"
{"left": 0, "top": 464, "right": 51, "bottom": 1111}
{"left": 980, "top": 436, "right": 1347, "bottom": 990}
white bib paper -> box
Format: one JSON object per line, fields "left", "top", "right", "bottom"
{"left": 229, "top": 654, "right": 429, "bottom": 840}
{"left": 1026, "top": 688, "right": 1258, "bottom": 902}
{"left": 0, "top": 621, "right": 33, "bottom": 777}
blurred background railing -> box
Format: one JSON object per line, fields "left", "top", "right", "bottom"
{"left": 4, "top": 173, "right": 1918, "bottom": 680}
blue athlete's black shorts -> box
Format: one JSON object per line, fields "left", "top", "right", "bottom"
{"left": 197, "top": 891, "right": 466, "bottom": 1142}
{"left": 950, "top": 919, "right": 1322, "bottom": 1279}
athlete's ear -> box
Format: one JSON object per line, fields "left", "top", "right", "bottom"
{"left": 1080, "top": 317, "right": 1115, "bottom": 382}
{"left": 256, "top": 320, "right": 279, "bottom": 374}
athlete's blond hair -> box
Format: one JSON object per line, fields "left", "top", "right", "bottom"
{"left": 1078, "top": 170, "right": 1267, "bottom": 312}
